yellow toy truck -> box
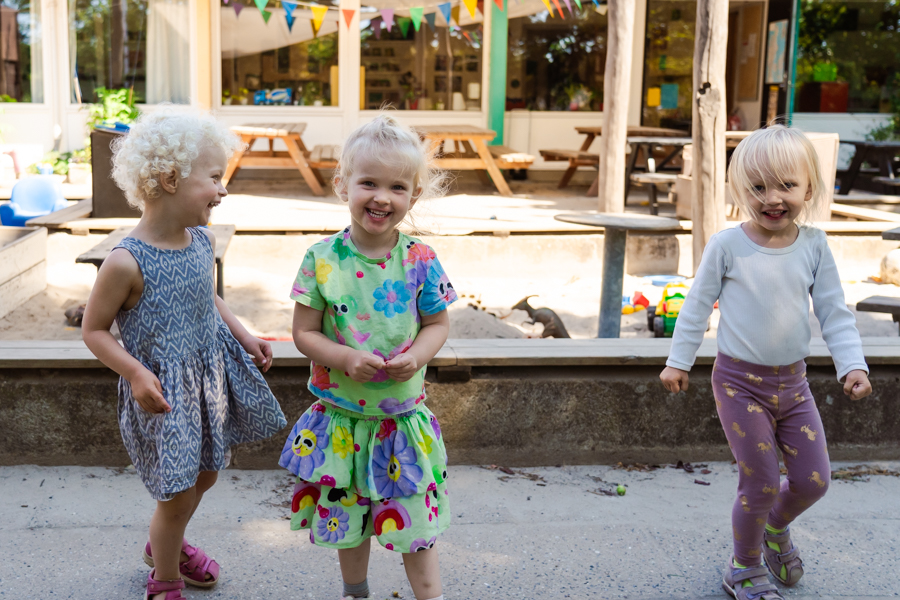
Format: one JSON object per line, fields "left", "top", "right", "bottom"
{"left": 647, "top": 283, "right": 689, "bottom": 338}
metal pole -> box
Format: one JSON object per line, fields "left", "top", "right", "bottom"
{"left": 598, "top": 227, "right": 627, "bottom": 338}
{"left": 786, "top": 0, "right": 801, "bottom": 124}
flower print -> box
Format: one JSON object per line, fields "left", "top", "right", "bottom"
{"left": 286, "top": 410, "right": 331, "bottom": 480}
{"left": 372, "top": 430, "right": 423, "bottom": 498}
{"left": 302, "top": 267, "right": 316, "bottom": 278}
{"left": 316, "top": 506, "right": 350, "bottom": 544}
{"left": 291, "top": 282, "right": 309, "bottom": 296}
{"left": 310, "top": 363, "right": 339, "bottom": 391}
{"left": 430, "top": 414, "right": 442, "bottom": 440}
{"left": 376, "top": 419, "right": 397, "bottom": 441}
{"left": 332, "top": 426, "right": 355, "bottom": 459}
{"left": 402, "top": 243, "right": 436, "bottom": 266}
{"left": 417, "top": 429, "right": 434, "bottom": 455}
{"left": 405, "top": 260, "right": 429, "bottom": 297}
{"left": 315, "top": 259, "right": 333, "bottom": 284}
{"left": 332, "top": 231, "right": 354, "bottom": 261}
{"left": 318, "top": 475, "right": 336, "bottom": 487}
{"left": 373, "top": 280, "right": 412, "bottom": 318}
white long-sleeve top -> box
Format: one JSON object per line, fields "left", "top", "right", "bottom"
{"left": 666, "top": 225, "right": 868, "bottom": 381}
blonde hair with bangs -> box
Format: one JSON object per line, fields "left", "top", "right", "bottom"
{"left": 333, "top": 113, "right": 447, "bottom": 210}
{"left": 727, "top": 125, "right": 826, "bottom": 224}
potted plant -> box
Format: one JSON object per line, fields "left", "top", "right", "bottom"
{"left": 26, "top": 151, "right": 69, "bottom": 185}
{"left": 222, "top": 90, "right": 232, "bottom": 105}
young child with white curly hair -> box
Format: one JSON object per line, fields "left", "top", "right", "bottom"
{"left": 82, "top": 107, "right": 286, "bottom": 600}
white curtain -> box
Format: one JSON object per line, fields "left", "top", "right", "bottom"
{"left": 146, "top": 0, "right": 190, "bottom": 104}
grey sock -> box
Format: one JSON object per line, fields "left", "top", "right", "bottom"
{"left": 342, "top": 578, "right": 370, "bottom": 599}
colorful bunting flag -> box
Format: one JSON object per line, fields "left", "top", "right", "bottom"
{"left": 562, "top": 0, "right": 572, "bottom": 15}
{"left": 285, "top": 10, "right": 295, "bottom": 30}
{"left": 233, "top": 2, "right": 243, "bottom": 15}
{"left": 573, "top": 0, "right": 582, "bottom": 8}
{"left": 371, "top": 16, "right": 382, "bottom": 39}
{"left": 310, "top": 5, "right": 328, "bottom": 33}
{"left": 381, "top": 8, "right": 394, "bottom": 31}
{"left": 424, "top": 11, "right": 436, "bottom": 30}
{"left": 223, "top": 0, "right": 229, "bottom": 5}
{"left": 462, "top": 30, "right": 472, "bottom": 43}
{"left": 398, "top": 16, "right": 411, "bottom": 37}
{"left": 494, "top": 0, "right": 504, "bottom": 10}
{"left": 281, "top": 0, "right": 296, "bottom": 15}
{"left": 450, "top": 3, "right": 460, "bottom": 24}
{"left": 476, "top": 0, "right": 483, "bottom": 15}
{"left": 262, "top": 9, "right": 272, "bottom": 22}
{"left": 437, "top": 2, "right": 452, "bottom": 25}
{"left": 551, "top": 0, "right": 563, "bottom": 17}
{"left": 409, "top": 6, "right": 423, "bottom": 31}
{"left": 253, "top": 0, "right": 267, "bottom": 15}
{"left": 342, "top": 8, "right": 355, "bottom": 27}
{"left": 539, "top": 0, "right": 554, "bottom": 16}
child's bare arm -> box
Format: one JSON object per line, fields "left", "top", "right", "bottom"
{"left": 385, "top": 309, "right": 449, "bottom": 382}
{"left": 292, "top": 303, "right": 384, "bottom": 382}
{"left": 82, "top": 249, "right": 170, "bottom": 413}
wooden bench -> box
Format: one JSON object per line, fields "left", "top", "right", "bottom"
{"left": 539, "top": 149, "right": 600, "bottom": 188}
{"left": 308, "top": 144, "right": 340, "bottom": 170}
{"left": 629, "top": 172, "right": 678, "bottom": 216}
{"left": 488, "top": 145, "right": 535, "bottom": 170}
{"left": 25, "top": 198, "right": 94, "bottom": 229}
{"left": 857, "top": 296, "right": 900, "bottom": 334}
{"left": 75, "top": 224, "right": 236, "bottom": 298}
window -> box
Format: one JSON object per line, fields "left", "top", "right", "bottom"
{"left": 795, "top": 1, "right": 900, "bottom": 113}
{"left": 360, "top": 6, "right": 483, "bottom": 111}
{"left": 221, "top": 0, "right": 339, "bottom": 107}
{"left": 69, "top": 0, "right": 190, "bottom": 104}
{"left": 0, "top": 0, "right": 43, "bottom": 103}
{"left": 506, "top": 1, "right": 607, "bottom": 111}
{"left": 641, "top": 0, "right": 696, "bottom": 129}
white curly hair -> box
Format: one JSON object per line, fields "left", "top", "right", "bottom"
{"left": 110, "top": 106, "right": 242, "bottom": 211}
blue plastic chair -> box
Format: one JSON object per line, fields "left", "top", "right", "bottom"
{"left": 0, "top": 176, "right": 68, "bottom": 226}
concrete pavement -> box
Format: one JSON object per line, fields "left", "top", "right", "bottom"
{"left": 1, "top": 462, "right": 897, "bottom": 599}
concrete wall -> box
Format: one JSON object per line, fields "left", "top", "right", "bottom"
{"left": 2, "top": 362, "right": 897, "bottom": 468}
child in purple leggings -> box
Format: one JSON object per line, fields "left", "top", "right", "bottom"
{"left": 660, "top": 125, "right": 872, "bottom": 600}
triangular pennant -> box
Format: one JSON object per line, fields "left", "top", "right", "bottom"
{"left": 551, "top": 0, "right": 563, "bottom": 17}
{"left": 462, "top": 30, "right": 472, "bottom": 43}
{"left": 573, "top": 0, "right": 582, "bottom": 8}
{"left": 450, "top": 3, "right": 460, "bottom": 24}
{"left": 281, "top": 0, "right": 296, "bottom": 15}
{"left": 223, "top": 0, "right": 229, "bottom": 5}
{"left": 342, "top": 8, "right": 355, "bottom": 28}
{"left": 493, "top": 0, "right": 504, "bottom": 10}
{"left": 285, "top": 10, "right": 295, "bottom": 30}
{"left": 381, "top": 8, "right": 394, "bottom": 30}
{"left": 233, "top": 2, "right": 243, "bottom": 15}
{"left": 253, "top": 0, "right": 267, "bottom": 14}
{"left": 310, "top": 18, "right": 320, "bottom": 35}
{"left": 437, "top": 2, "right": 452, "bottom": 24}
{"left": 410, "top": 7, "right": 423, "bottom": 31}
{"left": 262, "top": 9, "right": 272, "bottom": 22}
{"left": 539, "top": 0, "right": 554, "bottom": 16}
{"left": 476, "top": 0, "right": 483, "bottom": 15}
{"left": 462, "top": 0, "right": 477, "bottom": 19}
{"left": 371, "top": 16, "right": 382, "bottom": 39}
{"left": 398, "top": 16, "right": 411, "bottom": 37}
{"left": 311, "top": 5, "right": 328, "bottom": 32}
{"left": 424, "top": 11, "right": 436, "bottom": 30}
{"left": 591, "top": 0, "right": 599, "bottom": 5}
{"left": 562, "top": 0, "right": 572, "bottom": 15}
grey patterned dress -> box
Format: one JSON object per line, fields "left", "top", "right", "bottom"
{"left": 114, "top": 228, "right": 286, "bottom": 500}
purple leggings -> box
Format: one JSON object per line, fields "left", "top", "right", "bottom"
{"left": 712, "top": 353, "right": 830, "bottom": 566}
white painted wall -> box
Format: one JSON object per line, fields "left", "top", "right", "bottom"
{"left": 793, "top": 112, "right": 893, "bottom": 169}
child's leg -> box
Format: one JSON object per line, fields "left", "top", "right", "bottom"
{"left": 186, "top": 470, "right": 218, "bottom": 524}
{"left": 768, "top": 379, "right": 830, "bottom": 530}
{"left": 713, "top": 362, "right": 782, "bottom": 567}
{"left": 148, "top": 486, "right": 197, "bottom": 589}
{"left": 403, "top": 548, "right": 442, "bottom": 600}
{"left": 338, "top": 538, "right": 371, "bottom": 598}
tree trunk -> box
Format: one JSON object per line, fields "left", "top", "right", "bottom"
{"left": 691, "top": 0, "right": 728, "bottom": 273}
{"left": 597, "top": 0, "right": 636, "bottom": 213}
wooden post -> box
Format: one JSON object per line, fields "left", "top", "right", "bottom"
{"left": 691, "top": 0, "right": 728, "bottom": 273}
{"left": 597, "top": 0, "right": 636, "bottom": 213}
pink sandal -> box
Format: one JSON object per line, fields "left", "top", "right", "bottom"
{"left": 144, "top": 569, "right": 186, "bottom": 600}
{"left": 142, "top": 538, "right": 220, "bottom": 588}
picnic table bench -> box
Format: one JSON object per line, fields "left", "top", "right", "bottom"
{"left": 838, "top": 140, "right": 900, "bottom": 195}
{"left": 75, "top": 224, "right": 236, "bottom": 298}
{"left": 857, "top": 225, "right": 900, "bottom": 334}
{"left": 224, "top": 123, "right": 337, "bottom": 196}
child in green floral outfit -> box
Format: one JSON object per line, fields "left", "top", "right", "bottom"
{"left": 279, "top": 115, "right": 456, "bottom": 600}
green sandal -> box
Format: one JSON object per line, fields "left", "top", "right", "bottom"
{"left": 723, "top": 559, "right": 785, "bottom": 600}
{"left": 762, "top": 526, "right": 804, "bottom": 586}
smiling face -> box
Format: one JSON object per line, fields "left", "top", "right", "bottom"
{"left": 176, "top": 145, "right": 228, "bottom": 227}
{"left": 742, "top": 167, "right": 811, "bottom": 242}
{"left": 341, "top": 155, "right": 420, "bottom": 254}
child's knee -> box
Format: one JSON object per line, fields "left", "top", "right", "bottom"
{"left": 195, "top": 470, "right": 218, "bottom": 494}
{"left": 789, "top": 468, "right": 829, "bottom": 501}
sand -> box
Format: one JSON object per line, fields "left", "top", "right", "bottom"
{"left": 0, "top": 230, "right": 896, "bottom": 342}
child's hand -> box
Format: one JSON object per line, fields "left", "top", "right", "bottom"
{"left": 660, "top": 366, "right": 690, "bottom": 393}
{"left": 131, "top": 368, "right": 171, "bottom": 414}
{"left": 241, "top": 336, "right": 273, "bottom": 372}
{"left": 843, "top": 370, "right": 872, "bottom": 401}
{"left": 385, "top": 353, "right": 419, "bottom": 382}
{"left": 346, "top": 350, "right": 385, "bottom": 382}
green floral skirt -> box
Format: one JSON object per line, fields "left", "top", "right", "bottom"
{"left": 278, "top": 401, "right": 450, "bottom": 551}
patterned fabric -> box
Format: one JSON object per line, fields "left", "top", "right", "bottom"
{"left": 115, "top": 228, "right": 286, "bottom": 501}
{"left": 279, "top": 401, "right": 450, "bottom": 552}
{"left": 712, "top": 353, "right": 830, "bottom": 566}
{"left": 290, "top": 227, "right": 457, "bottom": 416}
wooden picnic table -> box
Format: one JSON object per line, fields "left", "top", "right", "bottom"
{"left": 837, "top": 140, "right": 900, "bottom": 196}
{"left": 554, "top": 212, "right": 682, "bottom": 338}
{"left": 412, "top": 125, "right": 518, "bottom": 196}
{"left": 223, "top": 123, "right": 326, "bottom": 196}
{"left": 75, "top": 224, "right": 236, "bottom": 298}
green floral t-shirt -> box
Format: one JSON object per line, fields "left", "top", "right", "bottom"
{"left": 291, "top": 227, "right": 457, "bottom": 416}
